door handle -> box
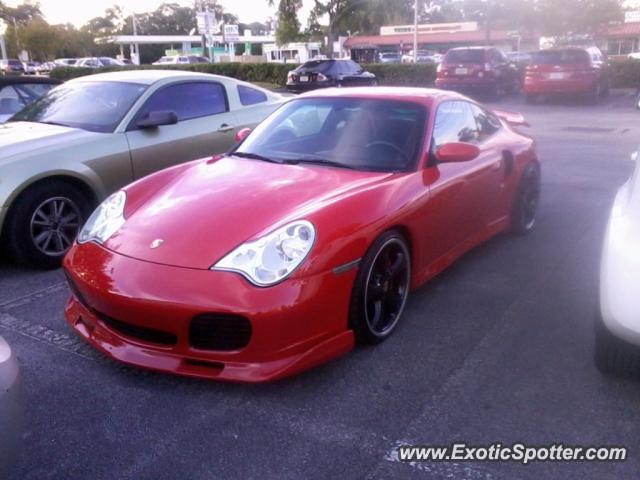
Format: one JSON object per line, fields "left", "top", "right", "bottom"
{"left": 217, "top": 124, "right": 234, "bottom": 132}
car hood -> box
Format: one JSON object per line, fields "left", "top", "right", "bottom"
{"left": 105, "top": 156, "right": 392, "bottom": 269}
{"left": 0, "top": 121, "right": 100, "bottom": 162}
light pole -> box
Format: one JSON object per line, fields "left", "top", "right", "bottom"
{"left": 413, "top": 0, "right": 418, "bottom": 63}
{"left": 0, "top": 20, "right": 7, "bottom": 61}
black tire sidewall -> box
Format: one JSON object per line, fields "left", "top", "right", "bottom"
{"left": 4, "top": 181, "right": 92, "bottom": 269}
{"left": 511, "top": 163, "right": 540, "bottom": 235}
{"left": 348, "top": 231, "right": 411, "bottom": 345}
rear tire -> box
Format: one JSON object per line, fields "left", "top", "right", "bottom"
{"left": 595, "top": 315, "right": 640, "bottom": 377}
{"left": 511, "top": 163, "right": 540, "bottom": 235}
{"left": 349, "top": 231, "right": 411, "bottom": 345}
{"left": 4, "top": 180, "right": 92, "bottom": 269}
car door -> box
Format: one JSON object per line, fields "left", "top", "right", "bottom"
{"left": 125, "top": 81, "right": 238, "bottom": 180}
{"left": 423, "top": 100, "right": 504, "bottom": 257}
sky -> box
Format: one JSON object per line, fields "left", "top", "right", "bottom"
{"left": 3, "top": 0, "right": 315, "bottom": 28}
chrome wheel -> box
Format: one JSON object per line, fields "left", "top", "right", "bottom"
{"left": 30, "top": 196, "right": 82, "bottom": 256}
{"left": 364, "top": 238, "right": 410, "bottom": 337}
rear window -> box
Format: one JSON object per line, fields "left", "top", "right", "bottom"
{"left": 238, "top": 85, "right": 268, "bottom": 106}
{"left": 8, "top": 60, "right": 22, "bottom": 67}
{"left": 297, "top": 60, "right": 333, "bottom": 73}
{"left": 533, "top": 50, "right": 590, "bottom": 65}
{"left": 445, "top": 49, "right": 485, "bottom": 63}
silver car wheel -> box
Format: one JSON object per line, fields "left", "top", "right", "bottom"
{"left": 30, "top": 196, "right": 82, "bottom": 256}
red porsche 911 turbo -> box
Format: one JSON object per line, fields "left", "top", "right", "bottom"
{"left": 63, "top": 87, "right": 540, "bottom": 382}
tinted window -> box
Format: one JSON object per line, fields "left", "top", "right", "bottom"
{"left": 236, "top": 98, "right": 427, "bottom": 172}
{"left": 433, "top": 101, "right": 479, "bottom": 147}
{"left": 238, "top": 85, "right": 268, "bottom": 106}
{"left": 14, "top": 83, "right": 56, "bottom": 103}
{"left": 0, "top": 86, "right": 24, "bottom": 116}
{"left": 533, "top": 49, "right": 590, "bottom": 65}
{"left": 470, "top": 104, "right": 501, "bottom": 141}
{"left": 298, "top": 60, "right": 333, "bottom": 73}
{"left": 445, "top": 49, "right": 485, "bottom": 63}
{"left": 11, "top": 81, "right": 147, "bottom": 133}
{"left": 139, "top": 82, "right": 227, "bottom": 123}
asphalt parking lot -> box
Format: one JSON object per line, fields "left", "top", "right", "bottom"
{"left": 2, "top": 89, "right": 640, "bottom": 480}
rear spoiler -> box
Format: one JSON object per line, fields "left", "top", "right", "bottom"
{"left": 493, "top": 109, "right": 530, "bottom": 127}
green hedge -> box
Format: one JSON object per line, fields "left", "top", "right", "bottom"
{"left": 610, "top": 58, "right": 640, "bottom": 88}
{"left": 49, "top": 60, "right": 640, "bottom": 88}
{"left": 366, "top": 63, "right": 437, "bottom": 86}
{"left": 49, "top": 63, "right": 295, "bottom": 85}
{"left": 49, "top": 62, "right": 438, "bottom": 87}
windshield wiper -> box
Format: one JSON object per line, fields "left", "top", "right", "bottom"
{"left": 231, "top": 151, "right": 283, "bottom": 164}
{"left": 283, "top": 158, "right": 358, "bottom": 170}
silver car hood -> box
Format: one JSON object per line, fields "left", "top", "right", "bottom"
{"left": 0, "top": 121, "right": 102, "bottom": 162}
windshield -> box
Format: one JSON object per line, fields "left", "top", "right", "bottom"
{"left": 10, "top": 81, "right": 147, "bottom": 133}
{"left": 235, "top": 98, "right": 427, "bottom": 172}
{"left": 533, "top": 49, "right": 590, "bottom": 65}
{"left": 445, "top": 49, "right": 485, "bottom": 63}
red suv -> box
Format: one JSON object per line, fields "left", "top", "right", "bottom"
{"left": 523, "top": 46, "right": 610, "bottom": 103}
{"left": 435, "top": 46, "right": 520, "bottom": 98}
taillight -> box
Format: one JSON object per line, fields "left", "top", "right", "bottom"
{"left": 436, "top": 63, "right": 443, "bottom": 73}
{"left": 484, "top": 62, "right": 492, "bottom": 72}
{"left": 317, "top": 73, "right": 327, "bottom": 81}
{"left": 287, "top": 71, "right": 295, "bottom": 82}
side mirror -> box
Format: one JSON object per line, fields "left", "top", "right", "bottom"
{"left": 435, "top": 142, "right": 480, "bottom": 163}
{"left": 235, "top": 127, "right": 252, "bottom": 143}
{"left": 136, "top": 110, "right": 178, "bottom": 129}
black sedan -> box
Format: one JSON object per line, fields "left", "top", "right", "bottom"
{"left": 0, "top": 76, "right": 60, "bottom": 123}
{"left": 286, "top": 59, "right": 377, "bottom": 93}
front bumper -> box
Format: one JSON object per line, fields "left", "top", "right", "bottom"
{"left": 63, "top": 242, "right": 356, "bottom": 382}
{"left": 0, "top": 337, "right": 22, "bottom": 479}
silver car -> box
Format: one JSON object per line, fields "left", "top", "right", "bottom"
{"left": 0, "top": 70, "right": 285, "bottom": 268}
{"left": 0, "top": 336, "right": 21, "bottom": 479}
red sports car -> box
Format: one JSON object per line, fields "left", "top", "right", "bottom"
{"left": 63, "top": 87, "right": 540, "bottom": 382}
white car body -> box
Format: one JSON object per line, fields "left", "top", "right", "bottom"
{"left": 600, "top": 151, "right": 640, "bottom": 344}
{"left": 153, "top": 56, "right": 190, "bottom": 65}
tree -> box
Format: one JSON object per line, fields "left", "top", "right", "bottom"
{"left": 267, "top": 0, "right": 303, "bottom": 46}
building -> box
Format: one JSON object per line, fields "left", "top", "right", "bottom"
{"left": 345, "top": 22, "right": 540, "bottom": 62}
{"left": 263, "top": 42, "right": 322, "bottom": 63}
{"left": 597, "top": 22, "right": 640, "bottom": 56}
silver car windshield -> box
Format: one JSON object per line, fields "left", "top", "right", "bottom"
{"left": 10, "top": 81, "right": 148, "bottom": 133}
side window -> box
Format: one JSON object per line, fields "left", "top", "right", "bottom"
{"left": 470, "top": 104, "right": 501, "bottom": 142}
{"left": 0, "top": 86, "right": 25, "bottom": 115}
{"left": 238, "top": 85, "right": 268, "bottom": 106}
{"left": 137, "top": 82, "right": 228, "bottom": 124}
{"left": 348, "top": 60, "right": 361, "bottom": 72}
{"left": 432, "top": 101, "right": 479, "bottom": 147}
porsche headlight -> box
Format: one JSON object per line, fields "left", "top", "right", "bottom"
{"left": 213, "top": 220, "right": 315, "bottom": 286}
{"left": 77, "top": 191, "right": 126, "bottom": 244}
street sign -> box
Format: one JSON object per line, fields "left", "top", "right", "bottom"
{"left": 223, "top": 25, "right": 240, "bottom": 42}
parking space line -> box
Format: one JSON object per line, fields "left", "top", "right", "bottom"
{"left": 0, "top": 312, "right": 98, "bottom": 361}
{"left": 0, "top": 282, "right": 68, "bottom": 311}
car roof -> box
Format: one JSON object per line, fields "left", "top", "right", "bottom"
{"left": 0, "top": 76, "right": 61, "bottom": 86}
{"left": 67, "top": 69, "right": 229, "bottom": 85}
{"left": 297, "top": 86, "right": 466, "bottom": 106}
{"left": 448, "top": 46, "right": 493, "bottom": 51}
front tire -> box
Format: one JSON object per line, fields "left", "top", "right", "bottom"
{"left": 511, "top": 163, "right": 540, "bottom": 235}
{"left": 349, "top": 231, "right": 411, "bottom": 344}
{"left": 4, "top": 180, "right": 92, "bottom": 269}
{"left": 595, "top": 316, "right": 640, "bottom": 377}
